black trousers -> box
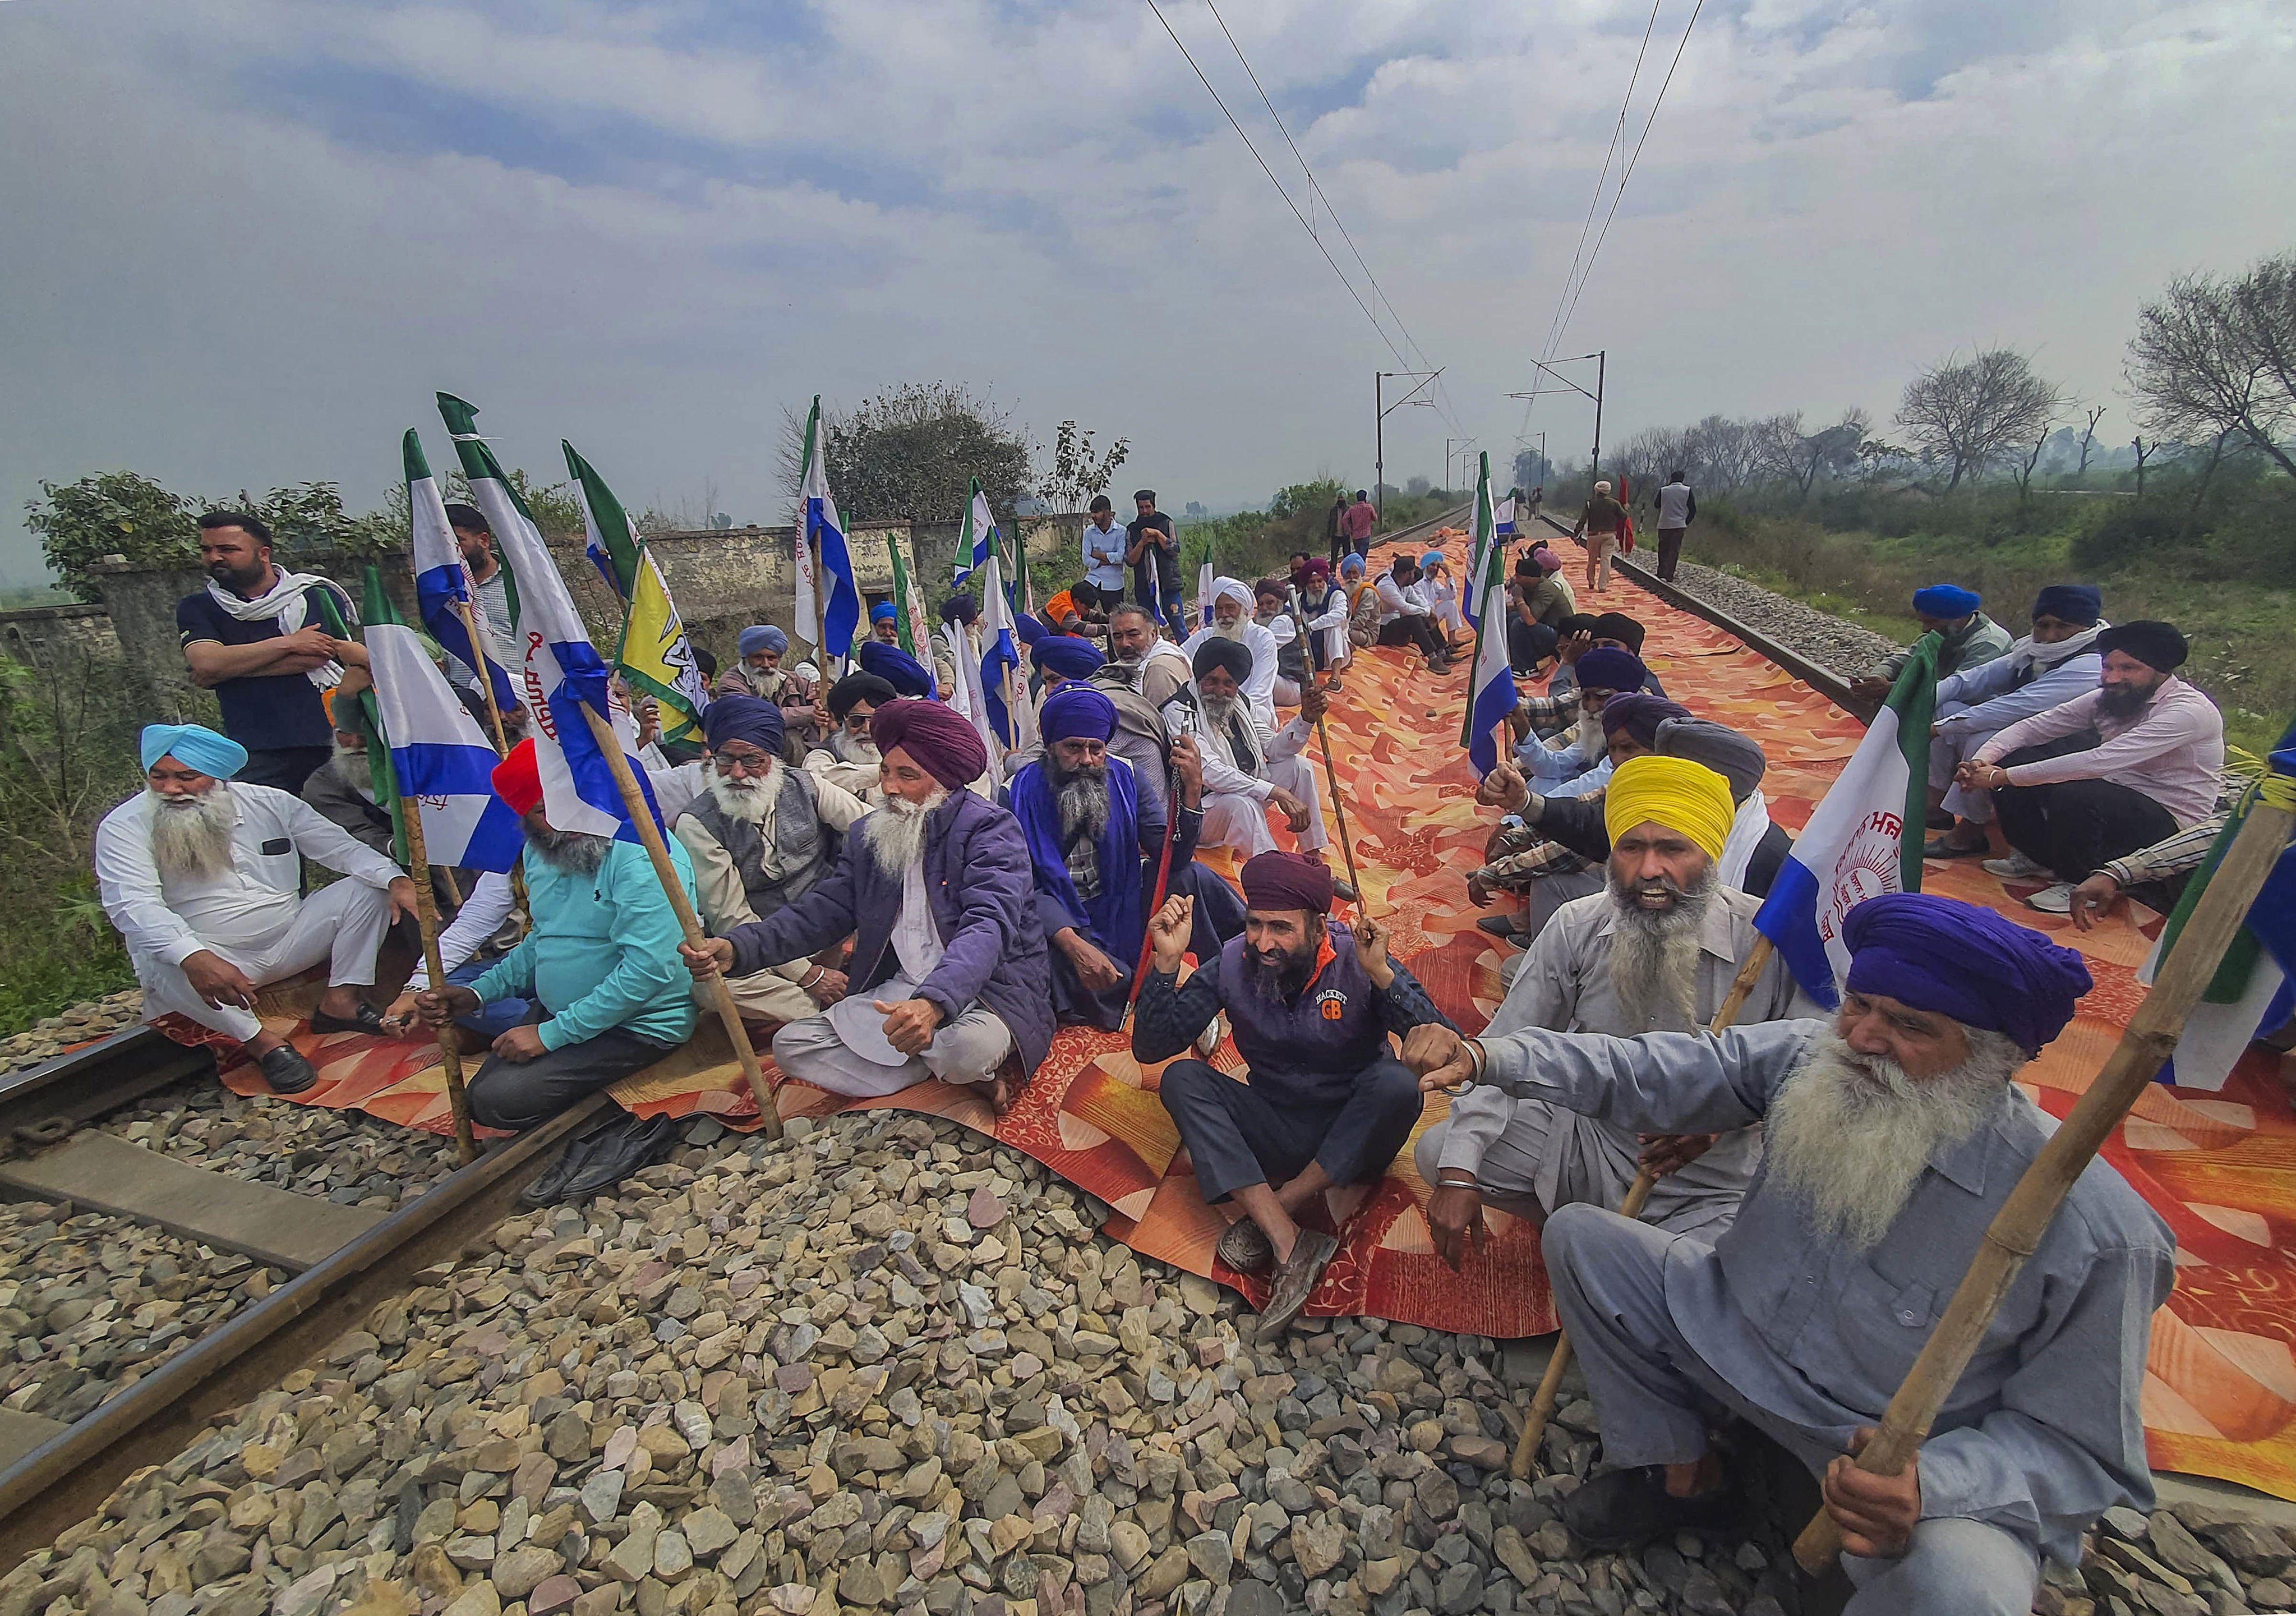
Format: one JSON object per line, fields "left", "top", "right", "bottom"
{"left": 1159, "top": 1054, "right": 1423, "bottom": 1203}
{"left": 239, "top": 745, "right": 333, "bottom": 795}
{"left": 1655, "top": 528, "right": 1686, "bottom": 582}
{"left": 1509, "top": 619, "right": 1559, "bottom": 674}
{"left": 465, "top": 1013, "right": 677, "bottom": 1131}
{"left": 1377, "top": 615, "right": 1448, "bottom": 661}
{"left": 1993, "top": 756, "right": 2180, "bottom": 883}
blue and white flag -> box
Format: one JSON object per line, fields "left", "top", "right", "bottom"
{"left": 437, "top": 393, "right": 654, "bottom": 843}
{"left": 405, "top": 430, "right": 518, "bottom": 716}
{"left": 361, "top": 569, "right": 523, "bottom": 873}
{"left": 793, "top": 396, "right": 861, "bottom": 665}
{"left": 953, "top": 479, "right": 994, "bottom": 590}
{"left": 1464, "top": 456, "right": 1517, "bottom": 775}
{"left": 1753, "top": 636, "right": 1940, "bottom": 1005}
{"left": 976, "top": 533, "right": 1035, "bottom": 752}
{"left": 1464, "top": 458, "right": 1499, "bottom": 632}
{"left": 1495, "top": 492, "right": 1516, "bottom": 536}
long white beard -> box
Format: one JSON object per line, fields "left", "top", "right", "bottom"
{"left": 863, "top": 788, "right": 947, "bottom": 875}
{"left": 329, "top": 747, "right": 379, "bottom": 806}
{"left": 1763, "top": 1028, "right": 2024, "bottom": 1253}
{"left": 707, "top": 758, "right": 780, "bottom": 825}
{"left": 1573, "top": 711, "right": 1604, "bottom": 756}
{"left": 830, "top": 730, "right": 881, "bottom": 768}
{"left": 1213, "top": 616, "right": 1247, "bottom": 642}
{"left": 149, "top": 786, "right": 237, "bottom": 881}
{"left": 1605, "top": 864, "right": 1714, "bottom": 1029}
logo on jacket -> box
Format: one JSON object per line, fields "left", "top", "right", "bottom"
{"left": 1314, "top": 988, "right": 1348, "bottom": 1021}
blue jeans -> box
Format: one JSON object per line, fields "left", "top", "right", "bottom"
{"left": 450, "top": 957, "right": 531, "bottom": 1042}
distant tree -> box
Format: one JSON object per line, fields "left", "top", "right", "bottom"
{"left": 1268, "top": 480, "right": 1344, "bottom": 520}
{"left": 2132, "top": 435, "right": 2158, "bottom": 496}
{"left": 1036, "top": 418, "right": 1131, "bottom": 517}
{"left": 1511, "top": 448, "right": 1553, "bottom": 491}
{"left": 1184, "top": 500, "right": 1207, "bottom": 518}
{"left": 780, "top": 383, "right": 1038, "bottom": 526}
{"left": 2126, "top": 254, "right": 2296, "bottom": 481}
{"left": 1404, "top": 475, "right": 1431, "bottom": 498}
{"left": 25, "top": 472, "right": 201, "bottom": 601}
{"left": 1896, "top": 348, "right": 2066, "bottom": 491}
{"left": 1760, "top": 409, "right": 1873, "bottom": 499}
{"left": 2009, "top": 429, "right": 2050, "bottom": 527}
{"left": 2076, "top": 406, "right": 2108, "bottom": 476}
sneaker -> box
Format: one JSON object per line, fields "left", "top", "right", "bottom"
{"left": 1563, "top": 1465, "right": 1736, "bottom": 1550}
{"left": 256, "top": 1042, "right": 317, "bottom": 1095}
{"left": 1981, "top": 851, "right": 2048, "bottom": 878}
{"left": 2023, "top": 882, "right": 2077, "bottom": 914}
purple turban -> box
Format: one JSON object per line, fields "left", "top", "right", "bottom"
{"left": 1574, "top": 646, "right": 1648, "bottom": 695}
{"left": 701, "top": 693, "right": 785, "bottom": 754}
{"left": 1031, "top": 636, "right": 1105, "bottom": 680}
{"left": 1597, "top": 693, "right": 1691, "bottom": 748}
{"left": 1013, "top": 613, "right": 1045, "bottom": 647}
{"left": 1040, "top": 685, "right": 1118, "bottom": 744}
{"left": 1241, "top": 851, "right": 1334, "bottom": 915}
{"left": 870, "top": 698, "right": 986, "bottom": 790}
{"left": 859, "top": 639, "right": 935, "bottom": 698}
{"left": 1842, "top": 891, "right": 2094, "bottom": 1055}
{"left": 1191, "top": 636, "right": 1255, "bottom": 687}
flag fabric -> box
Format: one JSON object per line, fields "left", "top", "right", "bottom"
{"left": 953, "top": 481, "right": 994, "bottom": 589}
{"left": 793, "top": 397, "right": 861, "bottom": 664}
{"left": 303, "top": 583, "right": 400, "bottom": 859}
{"left": 405, "top": 429, "right": 518, "bottom": 717}
{"left": 1463, "top": 460, "right": 1500, "bottom": 632}
{"left": 976, "top": 525, "right": 1035, "bottom": 752}
{"left": 1753, "top": 633, "right": 1940, "bottom": 1005}
{"left": 359, "top": 566, "right": 524, "bottom": 873}
{"left": 1463, "top": 455, "right": 1516, "bottom": 774}
{"left": 1495, "top": 492, "right": 1516, "bottom": 536}
{"left": 885, "top": 531, "right": 932, "bottom": 662}
{"left": 1198, "top": 559, "right": 1215, "bottom": 632}
{"left": 565, "top": 441, "right": 709, "bottom": 747}
{"left": 437, "top": 392, "right": 654, "bottom": 843}
{"left": 2146, "top": 724, "right": 2296, "bottom": 1091}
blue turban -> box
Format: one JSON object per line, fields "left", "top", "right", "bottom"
{"left": 700, "top": 693, "right": 784, "bottom": 754}
{"left": 737, "top": 625, "right": 786, "bottom": 659}
{"left": 1419, "top": 550, "right": 1445, "bottom": 570}
{"left": 870, "top": 601, "right": 897, "bottom": 624}
{"left": 2030, "top": 584, "right": 2101, "bottom": 626}
{"left": 1040, "top": 685, "right": 1117, "bottom": 744}
{"left": 140, "top": 722, "right": 248, "bottom": 780}
{"left": 1911, "top": 584, "right": 1980, "bottom": 620}
{"left": 858, "top": 639, "right": 934, "bottom": 698}
{"left": 1013, "top": 613, "right": 1045, "bottom": 647}
{"left": 1842, "top": 891, "right": 2093, "bottom": 1055}
{"left": 1575, "top": 646, "right": 1648, "bottom": 696}
{"left": 940, "top": 593, "right": 978, "bottom": 627}
{"left": 1339, "top": 554, "right": 1364, "bottom": 579}
{"left": 1031, "top": 637, "right": 1105, "bottom": 680}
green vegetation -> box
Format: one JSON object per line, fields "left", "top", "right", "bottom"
{"left": 1176, "top": 480, "right": 1469, "bottom": 584}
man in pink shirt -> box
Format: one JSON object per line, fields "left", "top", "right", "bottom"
{"left": 1343, "top": 490, "right": 1376, "bottom": 560}
{"left": 1957, "top": 620, "right": 2224, "bottom": 914}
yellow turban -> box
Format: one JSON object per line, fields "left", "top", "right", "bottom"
{"left": 1604, "top": 754, "right": 1733, "bottom": 863}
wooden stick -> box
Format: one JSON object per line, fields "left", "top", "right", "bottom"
{"left": 576, "top": 703, "right": 782, "bottom": 1141}
{"left": 1791, "top": 797, "right": 2293, "bottom": 1574}
{"left": 456, "top": 597, "right": 511, "bottom": 757}
{"left": 1509, "top": 934, "right": 1778, "bottom": 1479}
{"left": 398, "top": 793, "right": 477, "bottom": 1163}
{"left": 1284, "top": 588, "right": 1369, "bottom": 914}
{"left": 1127, "top": 760, "right": 1185, "bottom": 1012}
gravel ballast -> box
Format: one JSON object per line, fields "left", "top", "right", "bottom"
{"left": 1625, "top": 559, "right": 1901, "bottom": 685}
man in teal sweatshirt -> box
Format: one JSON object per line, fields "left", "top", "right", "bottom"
{"left": 417, "top": 740, "right": 698, "bottom": 1130}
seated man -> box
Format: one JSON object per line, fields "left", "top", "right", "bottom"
{"left": 299, "top": 689, "right": 396, "bottom": 857}
{"left": 1252, "top": 577, "right": 1312, "bottom": 706}
{"left": 2067, "top": 809, "right": 2227, "bottom": 931}
{"left": 1136, "top": 853, "right": 1437, "bottom": 1339}
{"left": 1371, "top": 554, "right": 1453, "bottom": 672}
{"left": 671, "top": 695, "right": 868, "bottom": 1027}
{"left": 1102, "top": 601, "right": 1195, "bottom": 707}
{"left": 1924, "top": 585, "right": 2109, "bottom": 857}
{"left": 1849, "top": 583, "right": 2014, "bottom": 703}
{"left": 1182, "top": 577, "right": 1281, "bottom": 725}
{"left": 680, "top": 700, "right": 1051, "bottom": 1113}
{"left": 96, "top": 723, "right": 418, "bottom": 1095}
{"left": 1510, "top": 550, "right": 1574, "bottom": 675}
{"left": 1519, "top": 646, "right": 1647, "bottom": 797}
{"left": 1399, "top": 893, "right": 2167, "bottom": 1615}
{"left": 1962, "top": 621, "right": 2225, "bottom": 911}
{"left": 417, "top": 741, "right": 697, "bottom": 1130}
{"left": 809, "top": 671, "right": 897, "bottom": 802}
{"left": 1009, "top": 684, "right": 1209, "bottom": 1030}
{"left": 1173, "top": 637, "right": 1329, "bottom": 864}
{"left": 716, "top": 624, "right": 790, "bottom": 700}
{"left": 1421, "top": 754, "right": 1815, "bottom": 1258}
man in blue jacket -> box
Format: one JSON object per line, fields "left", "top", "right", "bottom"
{"left": 680, "top": 699, "right": 1052, "bottom": 1115}
{"left": 417, "top": 740, "right": 697, "bottom": 1131}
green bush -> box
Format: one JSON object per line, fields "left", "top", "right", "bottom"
{"left": 2071, "top": 504, "right": 2183, "bottom": 574}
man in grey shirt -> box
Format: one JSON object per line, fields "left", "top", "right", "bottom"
{"left": 1652, "top": 469, "right": 1695, "bottom": 582}
{"left": 1401, "top": 891, "right": 2168, "bottom": 1615}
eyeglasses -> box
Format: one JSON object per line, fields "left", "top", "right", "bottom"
{"left": 714, "top": 746, "right": 774, "bottom": 774}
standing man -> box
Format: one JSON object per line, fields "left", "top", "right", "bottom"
{"left": 1083, "top": 496, "right": 1129, "bottom": 603}
{"left": 1325, "top": 491, "right": 1351, "bottom": 568}
{"left": 1136, "top": 854, "right": 1439, "bottom": 1339}
{"left": 1343, "top": 489, "right": 1377, "bottom": 560}
{"left": 1126, "top": 490, "right": 1183, "bottom": 629}
{"left": 1570, "top": 481, "right": 1627, "bottom": 596}
{"left": 440, "top": 503, "right": 515, "bottom": 690}
{"left": 1652, "top": 469, "right": 1695, "bottom": 583}
{"left": 176, "top": 511, "right": 363, "bottom": 795}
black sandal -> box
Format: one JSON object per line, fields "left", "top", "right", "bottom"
{"left": 308, "top": 1001, "right": 391, "bottom": 1037}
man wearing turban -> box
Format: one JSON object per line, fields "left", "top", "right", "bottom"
{"left": 1251, "top": 577, "right": 1315, "bottom": 707}
{"left": 1029, "top": 634, "right": 1105, "bottom": 688}
{"left": 808, "top": 673, "right": 898, "bottom": 804}
{"left": 670, "top": 695, "right": 870, "bottom": 1026}
{"left": 1423, "top": 751, "right": 1813, "bottom": 1260}
{"left": 1963, "top": 619, "right": 2226, "bottom": 911}
{"left": 95, "top": 722, "right": 419, "bottom": 1095}
{"left": 1007, "top": 684, "right": 1212, "bottom": 1029}
{"left": 1569, "top": 478, "right": 1628, "bottom": 595}
{"left": 1290, "top": 559, "right": 1350, "bottom": 693}
{"left": 1136, "top": 853, "right": 1442, "bottom": 1340}
{"left": 1851, "top": 582, "right": 2013, "bottom": 702}
{"left": 867, "top": 600, "right": 901, "bottom": 644}
{"left": 1181, "top": 577, "right": 1283, "bottom": 725}
{"left": 1922, "top": 585, "right": 2110, "bottom": 859}
{"left": 1401, "top": 892, "right": 2170, "bottom": 1615}
{"left": 1173, "top": 634, "right": 1332, "bottom": 865}
{"left": 683, "top": 699, "right": 1050, "bottom": 1112}
{"left": 1518, "top": 645, "right": 1649, "bottom": 799}
{"left": 858, "top": 638, "right": 937, "bottom": 701}
{"left": 718, "top": 624, "right": 791, "bottom": 700}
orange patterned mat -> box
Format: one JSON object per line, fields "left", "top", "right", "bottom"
{"left": 157, "top": 538, "right": 2296, "bottom": 1498}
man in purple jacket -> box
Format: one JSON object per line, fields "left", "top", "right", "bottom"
{"left": 679, "top": 699, "right": 1050, "bottom": 1115}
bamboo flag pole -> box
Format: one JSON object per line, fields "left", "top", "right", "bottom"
{"left": 399, "top": 793, "right": 478, "bottom": 1163}
{"left": 458, "top": 598, "right": 511, "bottom": 757}
{"left": 576, "top": 703, "right": 783, "bottom": 1143}
{"left": 1791, "top": 790, "right": 2294, "bottom": 1574}
{"left": 1284, "top": 588, "right": 1370, "bottom": 914}
{"left": 1510, "top": 934, "right": 1778, "bottom": 1479}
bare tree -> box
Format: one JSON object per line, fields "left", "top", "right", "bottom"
{"left": 2125, "top": 256, "right": 2296, "bottom": 481}
{"left": 1760, "top": 408, "right": 1873, "bottom": 499}
{"left": 2131, "top": 435, "right": 2157, "bottom": 496}
{"left": 1896, "top": 348, "right": 2067, "bottom": 491}
{"left": 2011, "top": 429, "right": 2049, "bottom": 526}
{"left": 2076, "top": 406, "right": 2107, "bottom": 477}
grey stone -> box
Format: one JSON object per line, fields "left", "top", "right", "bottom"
{"left": 1185, "top": 1532, "right": 1233, "bottom": 1586}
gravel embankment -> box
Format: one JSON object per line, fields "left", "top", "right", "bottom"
{"left": 1633, "top": 560, "right": 1899, "bottom": 684}
{"left": 1, "top": 989, "right": 143, "bottom": 1074}
{"left": 8, "top": 1107, "right": 2282, "bottom": 1616}
{"left": 104, "top": 1083, "right": 463, "bottom": 1212}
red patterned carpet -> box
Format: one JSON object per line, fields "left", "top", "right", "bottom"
{"left": 158, "top": 534, "right": 2296, "bottom": 1499}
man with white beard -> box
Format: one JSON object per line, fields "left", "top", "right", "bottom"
{"left": 1181, "top": 576, "right": 1280, "bottom": 726}
{"left": 807, "top": 671, "right": 896, "bottom": 802}
{"left": 1517, "top": 645, "right": 1647, "bottom": 798}
{"left": 1400, "top": 892, "right": 2167, "bottom": 1615}
{"left": 1173, "top": 636, "right": 1329, "bottom": 864}
{"left": 681, "top": 699, "right": 1050, "bottom": 1113}
{"left": 96, "top": 723, "right": 418, "bottom": 1095}
{"left": 671, "top": 696, "right": 868, "bottom": 1026}
{"left": 1417, "top": 754, "right": 1812, "bottom": 1256}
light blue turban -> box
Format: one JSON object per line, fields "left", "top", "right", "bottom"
{"left": 737, "top": 625, "right": 787, "bottom": 658}
{"left": 141, "top": 723, "right": 248, "bottom": 780}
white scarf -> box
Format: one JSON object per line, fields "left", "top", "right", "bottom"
{"left": 205, "top": 569, "right": 356, "bottom": 689}
{"left": 2002, "top": 619, "right": 2107, "bottom": 681}
{"left": 1718, "top": 788, "right": 1772, "bottom": 891}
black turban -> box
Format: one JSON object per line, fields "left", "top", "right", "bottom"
{"left": 1590, "top": 612, "right": 1647, "bottom": 653}
{"left": 827, "top": 672, "right": 898, "bottom": 720}
{"left": 2097, "top": 620, "right": 2188, "bottom": 673}
{"left": 1191, "top": 637, "right": 1256, "bottom": 687}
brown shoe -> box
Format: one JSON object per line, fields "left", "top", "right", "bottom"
{"left": 1256, "top": 1228, "right": 1340, "bottom": 1342}
{"left": 1216, "top": 1218, "right": 1274, "bottom": 1274}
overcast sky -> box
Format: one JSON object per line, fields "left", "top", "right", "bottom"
{"left": 2, "top": 0, "right": 2290, "bottom": 582}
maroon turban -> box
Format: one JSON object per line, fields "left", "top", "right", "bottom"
{"left": 1240, "top": 851, "right": 1334, "bottom": 915}
{"left": 871, "top": 698, "right": 987, "bottom": 791}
